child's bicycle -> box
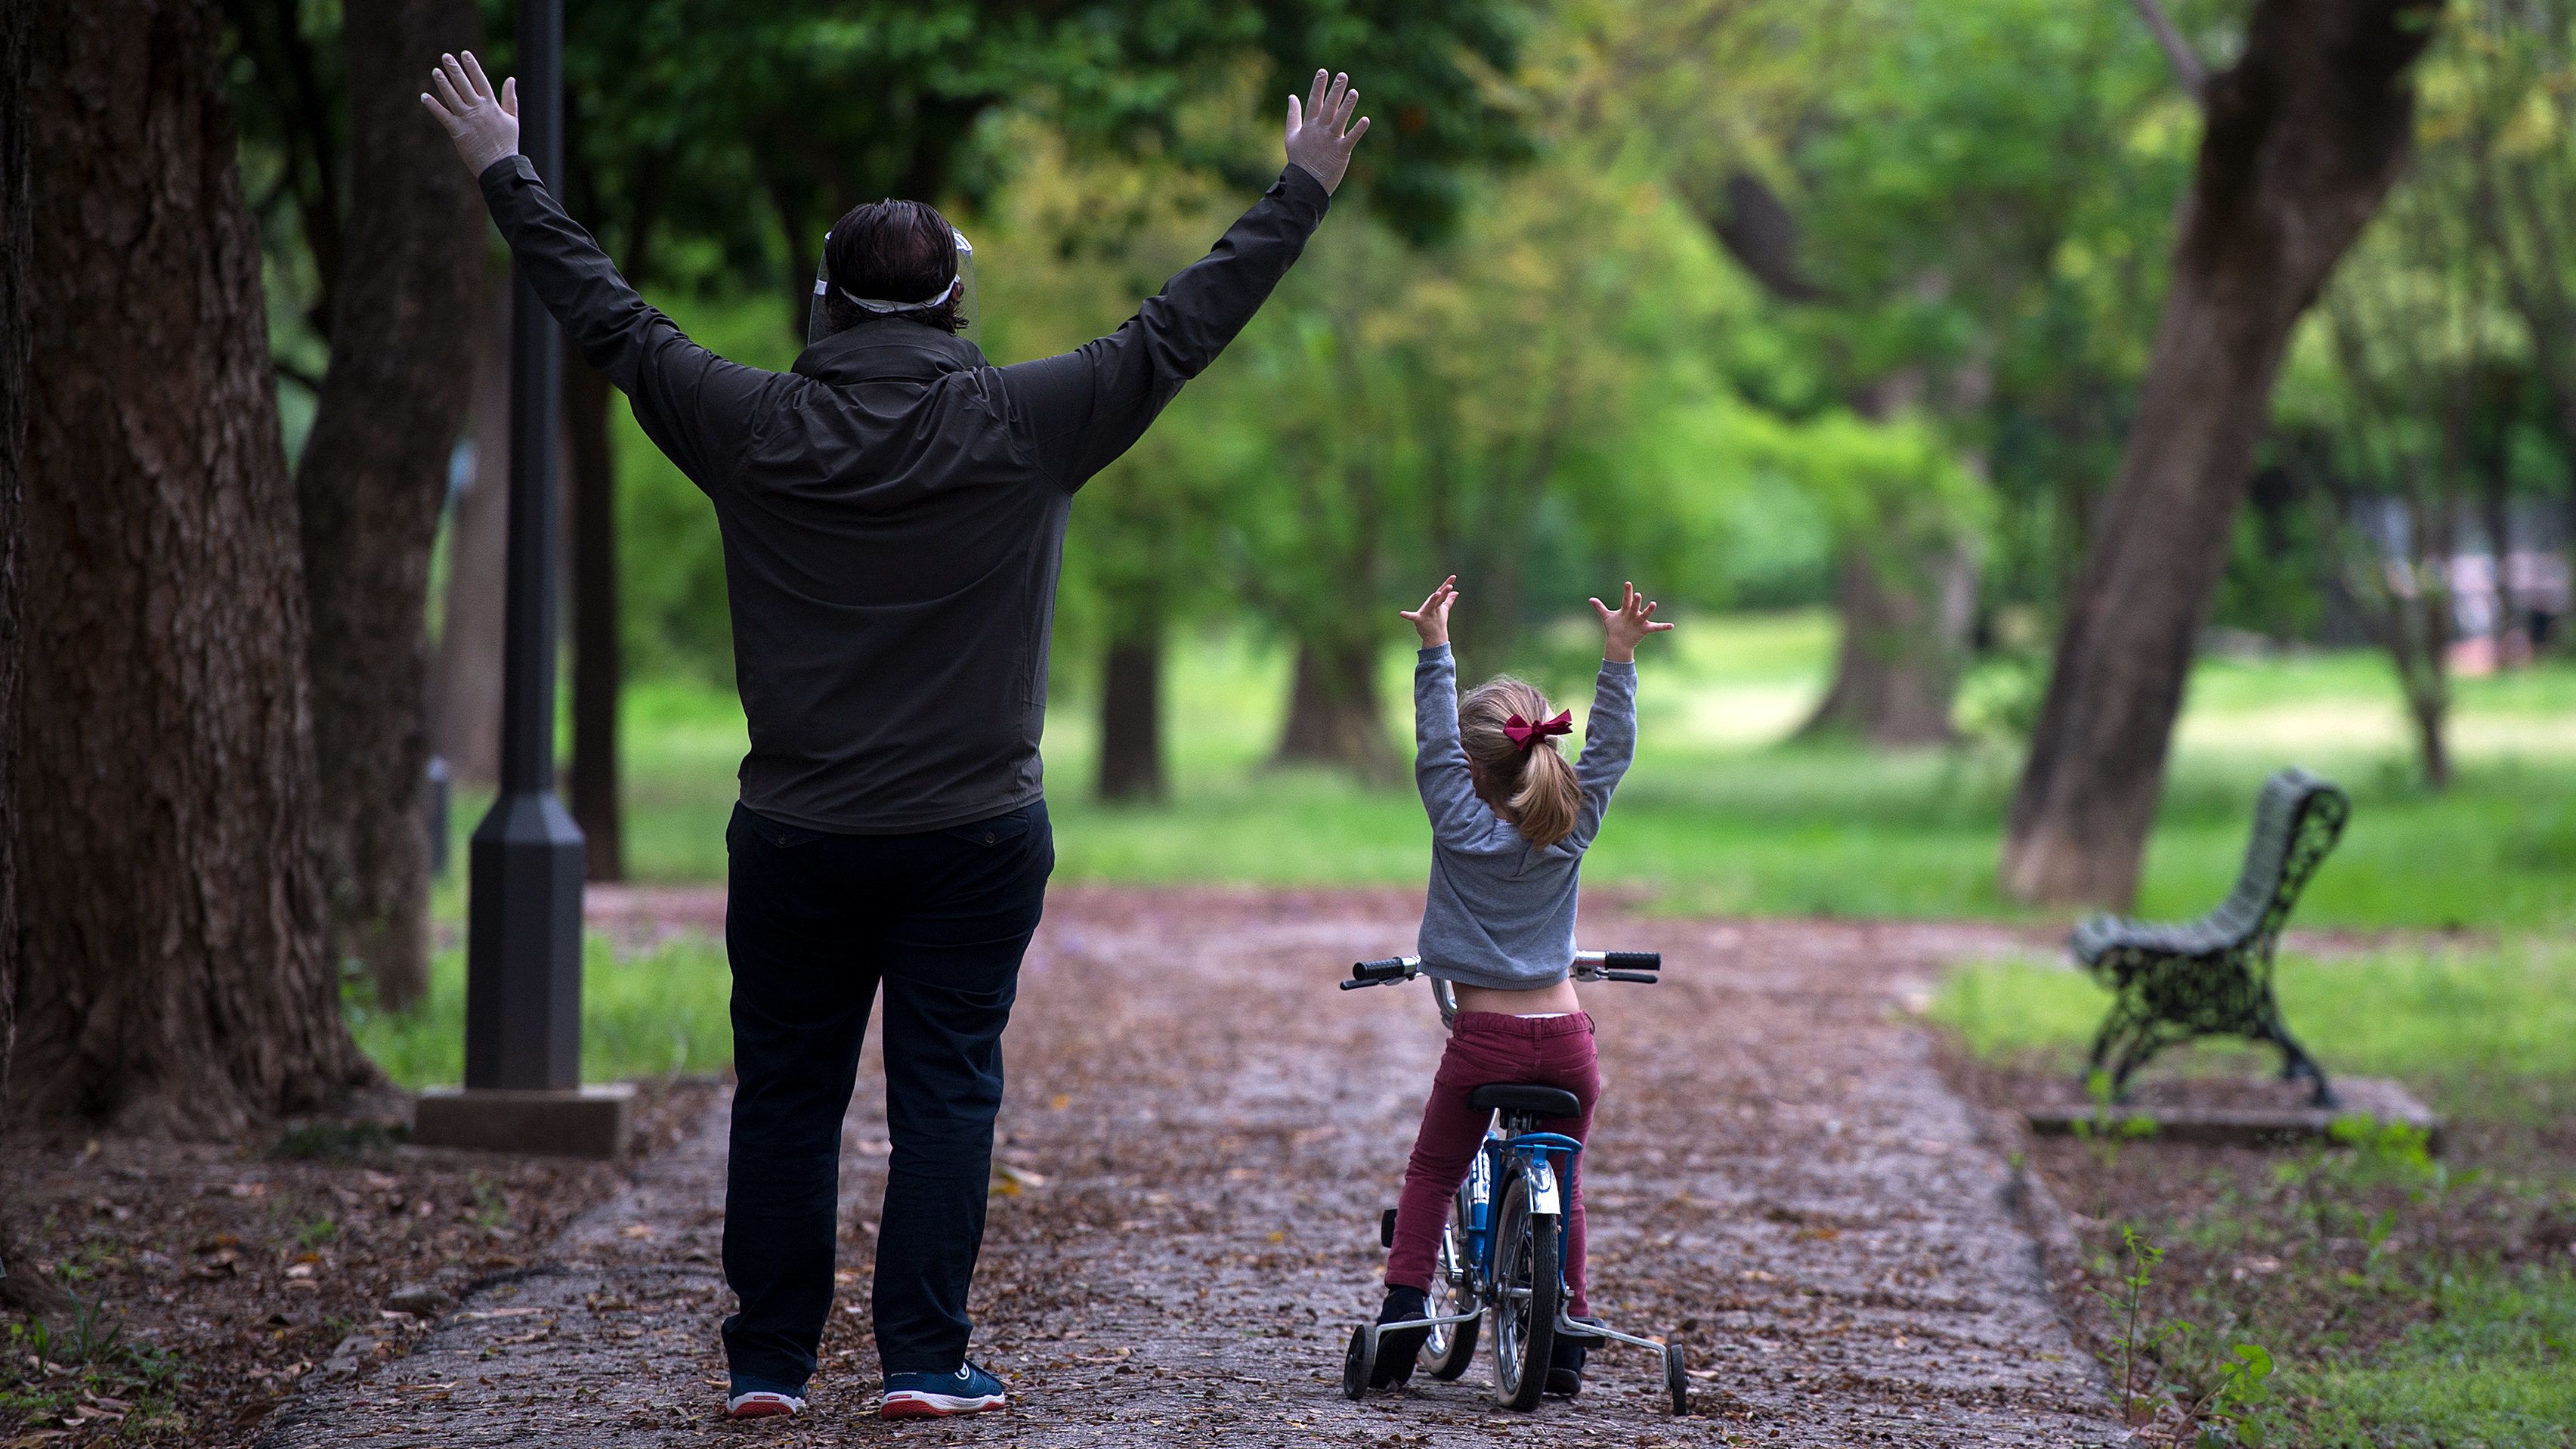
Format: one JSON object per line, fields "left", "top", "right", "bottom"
{"left": 1335, "top": 949, "right": 1688, "bottom": 1415}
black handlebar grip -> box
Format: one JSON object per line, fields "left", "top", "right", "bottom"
{"left": 1603, "top": 970, "right": 1659, "bottom": 983}
{"left": 1350, "top": 956, "right": 1411, "bottom": 983}
{"left": 1600, "top": 951, "right": 1661, "bottom": 971}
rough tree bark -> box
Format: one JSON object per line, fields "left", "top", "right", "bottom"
{"left": 1097, "top": 634, "right": 1167, "bottom": 803}
{"left": 428, "top": 283, "right": 512, "bottom": 786}
{"left": 17, "top": 0, "right": 373, "bottom": 1136}
{"left": 564, "top": 357, "right": 625, "bottom": 881}
{"left": 1799, "top": 542, "right": 1979, "bottom": 747}
{"left": 2, "top": 0, "right": 28, "bottom": 1088}
{"left": 295, "top": 0, "right": 486, "bottom": 1011}
{"left": 2002, "top": 0, "right": 2439, "bottom": 908}
{"left": 1274, "top": 637, "right": 1400, "bottom": 783}
{"left": 553, "top": 119, "right": 667, "bottom": 885}
{"left": 0, "top": 1, "right": 70, "bottom": 1321}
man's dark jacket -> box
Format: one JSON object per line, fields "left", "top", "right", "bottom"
{"left": 478, "top": 157, "right": 1331, "bottom": 832}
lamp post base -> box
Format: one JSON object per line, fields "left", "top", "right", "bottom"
{"left": 413, "top": 1083, "right": 635, "bottom": 1160}
{"left": 464, "top": 788, "right": 586, "bottom": 1089}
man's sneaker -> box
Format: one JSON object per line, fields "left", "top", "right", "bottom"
{"left": 1369, "top": 1286, "right": 1430, "bottom": 1389}
{"left": 880, "top": 1361, "right": 1007, "bottom": 1419}
{"left": 724, "top": 1378, "right": 808, "bottom": 1420}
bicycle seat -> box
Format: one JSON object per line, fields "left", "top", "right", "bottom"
{"left": 1470, "top": 1084, "right": 1582, "bottom": 1120}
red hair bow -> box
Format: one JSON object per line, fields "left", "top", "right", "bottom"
{"left": 1503, "top": 710, "right": 1573, "bottom": 752}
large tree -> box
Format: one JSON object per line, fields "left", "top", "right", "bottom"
{"left": 1590, "top": 0, "right": 2182, "bottom": 749}
{"left": 286, "top": 0, "right": 487, "bottom": 1009}
{"left": 1, "top": 0, "right": 26, "bottom": 1098}
{"left": 2001, "top": 0, "right": 2441, "bottom": 908}
{"left": 17, "top": 0, "right": 372, "bottom": 1136}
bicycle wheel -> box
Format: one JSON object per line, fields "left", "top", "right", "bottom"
{"left": 1489, "top": 1172, "right": 1559, "bottom": 1411}
{"left": 1421, "top": 1189, "right": 1480, "bottom": 1379}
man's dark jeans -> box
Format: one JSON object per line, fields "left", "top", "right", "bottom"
{"left": 720, "top": 798, "right": 1052, "bottom": 1389}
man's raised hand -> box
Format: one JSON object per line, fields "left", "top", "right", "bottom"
{"left": 1401, "top": 576, "right": 1459, "bottom": 650}
{"left": 1285, "top": 70, "right": 1370, "bottom": 195}
{"left": 1590, "top": 582, "right": 1673, "bottom": 664}
{"left": 420, "top": 51, "right": 519, "bottom": 177}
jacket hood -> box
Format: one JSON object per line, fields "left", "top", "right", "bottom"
{"left": 791, "top": 317, "right": 988, "bottom": 384}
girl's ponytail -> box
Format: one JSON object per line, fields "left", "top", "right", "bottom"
{"left": 1458, "top": 677, "right": 1584, "bottom": 849}
{"left": 1508, "top": 740, "right": 1581, "bottom": 849}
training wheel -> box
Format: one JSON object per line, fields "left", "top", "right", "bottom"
{"left": 1665, "top": 1343, "right": 1690, "bottom": 1415}
{"left": 1341, "top": 1324, "right": 1377, "bottom": 1401}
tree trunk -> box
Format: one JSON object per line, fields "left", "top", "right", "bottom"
{"left": 2477, "top": 468, "right": 2514, "bottom": 667}
{"left": 1096, "top": 635, "right": 1167, "bottom": 803}
{"left": 564, "top": 357, "right": 625, "bottom": 881}
{"left": 427, "top": 281, "right": 513, "bottom": 786}
{"left": 0, "top": 2, "right": 67, "bottom": 1320}
{"left": 1691, "top": 184, "right": 1987, "bottom": 748}
{"left": 2405, "top": 673, "right": 2451, "bottom": 788}
{"left": 1, "top": 0, "right": 26, "bottom": 1098}
{"left": 2002, "top": 0, "right": 2438, "bottom": 908}
{"left": 17, "top": 0, "right": 372, "bottom": 1135}
{"left": 1273, "top": 637, "right": 1398, "bottom": 782}
{"left": 295, "top": 0, "right": 486, "bottom": 1011}
{"left": 1798, "top": 541, "right": 1977, "bottom": 747}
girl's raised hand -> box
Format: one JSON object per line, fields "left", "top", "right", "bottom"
{"left": 1400, "top": 576, "right": 1460, "bottom": 649}
{"left": 1590, "top": 581, "right": 1673, "bottom": 664}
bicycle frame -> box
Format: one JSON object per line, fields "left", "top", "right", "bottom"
{"left": 1340, "top": 945, "right": 1689, "bottom": 1413}
{"left": 1459, "top": 1127, "right": 1582, "bottom": 1298}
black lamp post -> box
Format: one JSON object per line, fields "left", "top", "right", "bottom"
{"left": 418, "top": 0, "right": 626, "bottom": 1156}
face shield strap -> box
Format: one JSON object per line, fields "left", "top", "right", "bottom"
{"left": 834, "top": 280, "right": 963, "bottom": 313}
{"left": 809, "top": 227, "right": 979, "bottom": 348}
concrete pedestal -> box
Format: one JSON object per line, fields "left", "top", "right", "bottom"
{"left": 413, "top": 1084, "right": 637, "bottom": 1160}
{"left": 2023, "top": 1076, "right": 2441, "bottom": 1153}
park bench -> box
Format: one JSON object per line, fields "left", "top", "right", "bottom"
{"left": 2071, "top": 767, "right": 2350, "bottom": 1107}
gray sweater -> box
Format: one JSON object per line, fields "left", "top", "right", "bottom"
{"left": 1413, "top": 645, "right": 1637, "bottom": 989}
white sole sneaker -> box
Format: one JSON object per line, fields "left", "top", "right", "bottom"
{"left": 725, "top": 1389, "right": 806, "bottom": 1419}
{"left": 879, "top": 1389, "right": 1007, "bottom": 1418}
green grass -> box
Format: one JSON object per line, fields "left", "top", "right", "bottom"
{"left": 549, "top": 611, "right": 2576, "bottom": 933}
{"left": 2266, "top": 1267, "right": 2576, "bottom": 1447}
{"left": 1935, "top": 940, "right": 2576, "bottom": 1446}
{"left": 351, "top": 933, "right": 733, "bottom": 1090}
{"left": 1931, "top": 941, "right": 2576, "bottom": 1120}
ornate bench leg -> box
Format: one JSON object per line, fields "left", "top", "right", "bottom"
{"left": 2265, "top": 1020, "right": 2336, "bottom": 1109}
{"left": 2084, "top": 992, "right": 2154, "bottom": 1103}
{"left": 2081, "top": 1014, "right": 2120, "bottom": 1095}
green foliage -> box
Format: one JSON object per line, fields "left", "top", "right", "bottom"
{"left": 270, "top": 1120, "right": 407, "bottom": 1161}
{"left": 2097, "top": 1224, "right": 2170, "bottom": 1427}
{"left": 568, "top": 615, "right": 2576, "bottom": 937}
{"left": 2252, "top": 1268, "right": 2576, "bottom": 1447}
{"left": 524, "top": 0, "right": 1536, "bottom": 311}
{"left": 353, "top": 932, "right": 733, "bottom": 1089}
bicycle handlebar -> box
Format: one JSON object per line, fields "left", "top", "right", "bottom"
{"left": 1343, "top": 949, "right": 1662, "bottom": 989}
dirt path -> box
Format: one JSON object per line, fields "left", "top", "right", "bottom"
{"left": 261, "top": 887, "right": 2123, "bottom": 1446}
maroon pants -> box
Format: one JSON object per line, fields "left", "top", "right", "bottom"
{"left": 1384, "top": 1011, "right": 1599, "bottom": 1317}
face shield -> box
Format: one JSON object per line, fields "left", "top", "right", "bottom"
{"left": 809, "top": 227, "right": 980, "bottom": 348}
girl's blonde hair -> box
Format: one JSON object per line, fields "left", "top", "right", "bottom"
{"left": 1458, "top": 677, "right": 1581, "bottom": 849}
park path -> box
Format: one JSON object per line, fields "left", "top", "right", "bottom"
{"left": 258, "top": 887, "right": 2123, "bottom": 1447}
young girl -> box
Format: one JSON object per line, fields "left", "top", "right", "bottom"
{"left": 1371, "top": 574, "right": 1671, "bottom": 1397}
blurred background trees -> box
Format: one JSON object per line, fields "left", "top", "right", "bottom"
{"left": 20, "top": 0, "right": 2576, "bottom": 1138}
{"left": 379, "top": 0, "right": 2567, "bottom": 908}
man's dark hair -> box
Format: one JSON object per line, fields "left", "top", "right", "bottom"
{"left": 822, "top": 200, "right": 966, "bottom": 336}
